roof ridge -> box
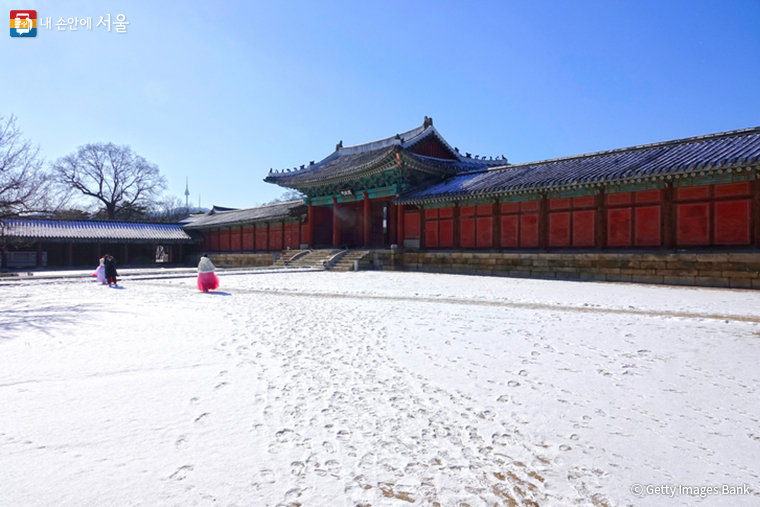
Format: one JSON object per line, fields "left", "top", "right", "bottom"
{"left": 206, "top": 199, "right": 305, "bottom": 214}
{"left": 488, "top": 125, "right": 760, "bottom": 172}
{"left": 340, "top": 124, "right": 427, "bottom": 152}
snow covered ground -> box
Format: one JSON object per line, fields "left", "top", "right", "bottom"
{"left": 1, "top": 270, "right": 759, "bottom": 506}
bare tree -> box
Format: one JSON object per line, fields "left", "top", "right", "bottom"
{"left": 151, "top": 194, "right": 190, "bottom": 222}
{"left": 0, "top": 114, "right": 58, "bottom": 220}
{"left": 264, "top": 189, "right": 306, "bottom": 205}
{"left": 52, "top": 142, "right": 167, "bottom": 220}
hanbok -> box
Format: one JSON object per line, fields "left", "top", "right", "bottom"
{"left": 197, "top": 256, "right": 219, "bottom": 292}
{"left": 94, "top": 257, "right": 107, "bottom": 284}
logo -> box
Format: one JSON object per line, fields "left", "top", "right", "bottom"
{"left": 10, "top": 10, "right": 37, "bottom": 37}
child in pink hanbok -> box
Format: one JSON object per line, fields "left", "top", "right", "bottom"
{"left": 197, "top": 254, "right": 219, "bottom": 292}
{"left": 94, "top": 256, "right": 107, "bottom": 284}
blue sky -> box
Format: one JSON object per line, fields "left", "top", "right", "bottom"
{"left": 4, "top": 0, "right": 760, "bottom": 209}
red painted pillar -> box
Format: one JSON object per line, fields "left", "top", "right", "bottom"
{"left": 388, "top": 203, "right": 397, "bottom": 245}
{"left": 363, "top": 192, "right": 371, "bottom": 247}
{"left": 307, "top": 203, "right": 315, "bottom": 248}
{"left": 332, "top": 197, "right": 341, "bottom": 247}
{"left": 397, "top": 205, "right": 406, "bottom": 246}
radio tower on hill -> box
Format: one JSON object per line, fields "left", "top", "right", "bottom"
{"left": 184, "top": 177, "right": 190, "bottom": 209}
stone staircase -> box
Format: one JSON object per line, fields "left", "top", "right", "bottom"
{"left": 271, "top": 250, "right": 310, "bottom": 268}
{"left": 272, "top": 249, "right": 373, "bottom": 271}
{"left": 329, "top": 250, "right": 372, "bottom": 271}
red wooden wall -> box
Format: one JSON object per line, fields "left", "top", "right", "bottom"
{"left": 500, "top": 200, "right": 540, "bottom": 248}
{"left": 606, "top": 189, "right": 662, "bottom": 247}
{"left": 268, "top": 223, "right": 283, "bottom": 251}
{"left": 405, "top": 211, "right": 421, "bottom": 240}
{"left": 284, "top": 223, "right": 300, "bottom": 250}
{"left": 424, "top": 207, "right": 455, "bottom": 248}
{"left": 548, "top": 195, "right": 597, "bottom": 248}
{"left": 255, "top": 224, "right": 268, "bottom": 250}
{"left": 458, "top": 205, "right": 494, "bottom": 248}
{"left": 675, "top": 182, "right": 751, "bottom": 246}
{"left": 242, "top": 227, "right": 254, "bottom": 251}
{"left": 229, "top": 226, "right": 241, "bottom": 251}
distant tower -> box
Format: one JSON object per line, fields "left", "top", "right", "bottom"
{"left": 184, "top": 177, "right": 190, "bottom": 209}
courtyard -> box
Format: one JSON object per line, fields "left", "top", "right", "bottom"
{"left": 1, "top": 270, "right": 759, "bottom": 506}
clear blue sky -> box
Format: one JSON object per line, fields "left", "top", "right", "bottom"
{"left": 4, "top": 0, "right": 760, "bottom": 209}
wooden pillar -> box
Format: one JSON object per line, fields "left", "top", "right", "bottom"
{"left": 539, "top": 194, "right": 549, "bottom": 250}
{"left": 597, "top": 189, "right": 607, "bottom": 249}
{"left": 420, "top": 206, "right": 427, "bottom": 250}
{"left": 178, "top": 244, "right": 184, "bottom": 265}
{"left": 363, "top": 192, "right": 371, "bottom": 247}
{"left": 397, "top": 205, "right": 405, "bottom": 246}
{"left": 1, "top": 244, "right": 6, "bottom": 269}
{"left": 493, "top": 201, "right": 501, "bottom": 249}
{"left": 453, "top": 202, "right": 460, "bottom": 249}
{"left": 753, "top": 177, "right": 760, "bottom": 248}
{"left": 663, "top": 182, "right": 675, "bottom": 249}
{"left": 388, "top": 203, "right": 397, "bottom": 245}
{"left": 332, "top": 197, "right": 341, "bottom": 247}
{"left": 123, "top": 244, "right": 129, "bottom": 264}
{"left": 66, "top": 243, "right": 73, "bottom": 266}
{"left": 151, "top": 244, "right": 157, "bottom": 263}
{"left": 36, "top": 242, "right": 43, "bottom": 268}
{"left": 307, "top": 203, "right": 315, "bottom": 248}
{"left": 281, "top": 220, "right": 286, "bottom": 251}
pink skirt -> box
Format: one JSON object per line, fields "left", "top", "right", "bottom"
{"left": 197, "top": 271, "right": 219, "bottom": 292}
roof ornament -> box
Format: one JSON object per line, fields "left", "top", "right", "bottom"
{"left": 454, "top": 147, "right": 459, "bottom": 152}
{"left": 465, "top": 152, "right": 471, "bottom": 158}
{"left": 336, "top": 140, "right": 343, "bottom": 151}
{"left": 309, "top": 161, "right": 315, "bottom": 165}
{"left": 395, "top": 133, "right": 401, "bottom": 140}
{"left": 300, "top": 165, "right": 305, "bottom": 170}
{"left": 423, "top": 116, "right": 433, "bottom": 128}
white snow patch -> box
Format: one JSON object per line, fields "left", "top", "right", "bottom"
{"left": 1, "top": 271, "right": 759, "bottom": 506}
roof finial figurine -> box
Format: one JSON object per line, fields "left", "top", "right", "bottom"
{"left": 423, "top": 116, "right": 433, "bottom": 128}
{"left": 336, "top": 140, "right": 343, "bottom": 151}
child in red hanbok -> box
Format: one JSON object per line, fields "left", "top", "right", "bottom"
{"left": 197, "top": 254, "right": 219, "bottom": 292}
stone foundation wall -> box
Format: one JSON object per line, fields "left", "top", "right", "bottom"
{"left": 207, "top": 253, "right": 276, "bottom": 268}
{"left": 370, "top": 250, "right": 760, "bottom": 289}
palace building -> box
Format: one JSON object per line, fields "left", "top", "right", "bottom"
{"left": 188, "top": 116, "right": 760, "bottom": 254}
{"left": 3, "top": 117, "right": 760, "bottom": 287}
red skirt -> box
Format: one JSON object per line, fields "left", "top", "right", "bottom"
{"left": 197, "top": 272, "right": 220, "bottom": 292}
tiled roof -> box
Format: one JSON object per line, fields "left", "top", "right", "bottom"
{"left": 397, "top": 126, "right": 760, "bottom": 204}
{"left": 264, "top": 122, "right": 501, "bottom": 188}
{"left": 1, "top": 219, "right": 201, "bottom": 243}
{"left": 182, "top": 200, "right": 306, "bottom": 229}
{"left": 266, "top": 147, "right": 397, "bottom": 187}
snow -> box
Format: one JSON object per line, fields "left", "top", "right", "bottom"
{"left": 1, "top": 270, "right": 759, "bottom": 506}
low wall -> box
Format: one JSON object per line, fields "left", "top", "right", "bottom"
{"left": 206, "top": 252, "right": 277, "bottom": 268}
{"left": 370, "top": 250, "right": 760, "bottom": 289}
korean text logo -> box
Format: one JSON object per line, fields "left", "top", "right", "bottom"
{"left": 10, "top": 10, "right": 37, "bottom": 37}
